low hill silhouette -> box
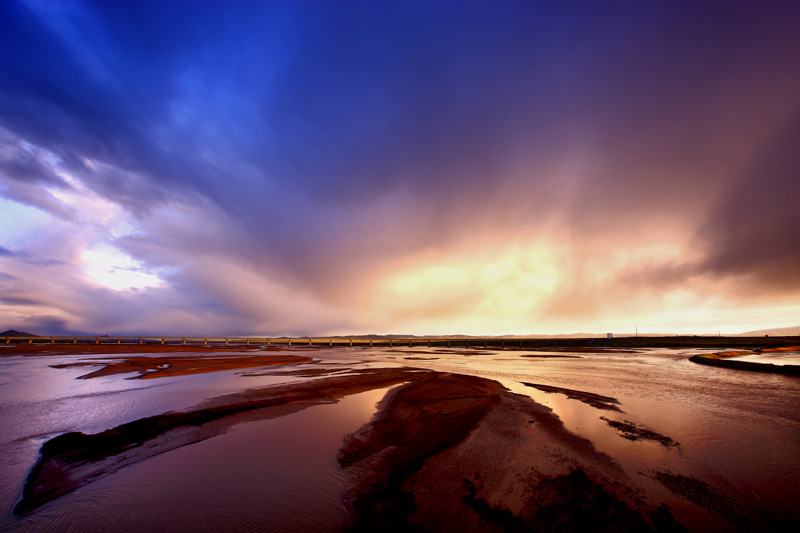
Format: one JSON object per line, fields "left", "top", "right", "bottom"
{"left": 0, "top": 329, "right": 38, "bottom": 337}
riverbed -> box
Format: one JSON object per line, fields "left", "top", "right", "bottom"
{"left": 1, "top": 346, "right": 798, "bottom": 531}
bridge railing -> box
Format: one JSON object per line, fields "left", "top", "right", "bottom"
{"left": 1, "top": 335, "right": 537, "bottom": 348}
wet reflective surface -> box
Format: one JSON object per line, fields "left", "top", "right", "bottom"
{"left": 1, "top": 347, "right": 799, "bottom": 530}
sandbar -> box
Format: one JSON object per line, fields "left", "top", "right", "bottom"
{"left": 50, "top": 354, "right": 312, "bottom": 379}
{"left": 520, "top": 382, "right": 623, "bottom": 412}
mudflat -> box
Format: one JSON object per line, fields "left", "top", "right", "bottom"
{"left": 6, "top": 343, "right": 798, "bottom": 530}
{"left": 17, "top": 366, "right": 688, "bottom": 530}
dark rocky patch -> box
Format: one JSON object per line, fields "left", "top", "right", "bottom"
{"left": 521, "top": 382, "right": 623, "bottom": 412}
{"left": 600, "top": 418, "right": 679, "bottom": 448}
{"left": 462, "top": 471, "right": 684, "bottom": 532}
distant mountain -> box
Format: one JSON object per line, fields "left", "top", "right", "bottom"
{"left": 0, "top": 329, "right": 38, "bottom": 337}
{"left": 741, "top": 325, "right": 800, "bottom": 336}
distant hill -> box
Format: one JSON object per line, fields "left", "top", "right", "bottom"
{"left": 740, "top": 325, "right": 800, "bottom": 336}
{"left": 0, "top": 329, "right": 38, "bottom": 337}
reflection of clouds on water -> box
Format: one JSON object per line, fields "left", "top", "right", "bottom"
{"left": 0, "top": 348, "right": 798, "bottom": 530}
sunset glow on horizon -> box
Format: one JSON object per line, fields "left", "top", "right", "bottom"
{"left": 1, "top": 1, "right": 799, "bottom": 337}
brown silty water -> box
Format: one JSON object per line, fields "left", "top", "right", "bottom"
{"left": 0, "top": 346, "right": 798, "bottom": 531}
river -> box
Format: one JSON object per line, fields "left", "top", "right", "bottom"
{"left": 1, "top": 346, "right": 798, "bottom": 531}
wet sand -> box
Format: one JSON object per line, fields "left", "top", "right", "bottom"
{"left": 339, "top": 375, "right": 680, "bottom": 531}
{"left": 9, "top": 344, "right": 798, "bottom": 529}
{"left": 689, "top": 347, "right": 800, "bottom": 376}
{"left": 18, "top": 365, "right": 688, "bottom": 530}
{"left": 50, "top": 354, "right": 312, "bottom": 379}
{"left": 521, "top": 382, "right": 623, "bottom": 412}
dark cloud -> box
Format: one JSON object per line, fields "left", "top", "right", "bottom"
{"left": 0, "top": 295, "right": 43, "bottom": 306}
{"left": 697, "top": 116, "right": 800, "bottom": 291}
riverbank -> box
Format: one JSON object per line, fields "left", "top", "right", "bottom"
{"left": 17, "top": 366, "right": 688, "bottom": 530}
{"left": 689, "top": 346, "right": 800, "bottom": 376}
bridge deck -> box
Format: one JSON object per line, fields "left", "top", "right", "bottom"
{"left": 0, "top": 336, "right": 546, "bottom": 348}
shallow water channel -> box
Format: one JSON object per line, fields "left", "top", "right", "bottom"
{"left": 1, "top": 346, "right": 799, "bottom": 530}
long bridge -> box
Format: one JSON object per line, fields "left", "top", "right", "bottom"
{"left": 3, "top": 334, "right": 796, "bottom": 350}
{"left": 1, "top": 335, "right": 543, "bottom": 348}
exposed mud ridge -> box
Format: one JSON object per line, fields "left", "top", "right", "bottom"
{"left": 689, "top": 353, "right": 800, "bottom": 376}
{"left": 50, "top": 354, "right": 312, "bottom": 379}
{"left": 647, "top": 470, "right": 786, "bottom": 530}
{"left": 14, "top": 367, "right": 431, "bottom": 515}
{"left": 517, "top": 347, "right": 642, "bottom": 354}
{"left": 338, "top": 373, "right": 504, "bottom": 530}
{"left": 650, "top": 471, "right": 733, "bottom": 514}
{"left": 600, "top": 417, "right": 679, "bottom": 447}
{"left": 339, "top": 376, "right": 680, "bottom": 531}
{"left": 521, "top": 382, "right": 623, "bottom": 412}
{"left": 462, "top": 472, "right": 684, "bottom": 532}
{"left": 520, "top": 354, "right": 582, "bottom": 359}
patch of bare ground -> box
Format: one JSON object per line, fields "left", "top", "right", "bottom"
{"left": 340, "top": 377, "right": 680, "bottom": 531}
{"left": 520, "top": 354, "right": 582, "bottom": 358}
{"left": 521, "top": 382, "right": 623, "bottom": 412}
{"left": 516, "top": 347, "right": 641, "bottom": 354}
{"left": 646, "top": 470, "right": 785, "bottom": 530}
{"left": 600, "top": 418, "right": 679, "bottom": 448}
{"left": 49, "top": 354, "right": 312, "bottom": 379}
{"left": 384, "top": 349, "right": 493, "bottom": 356}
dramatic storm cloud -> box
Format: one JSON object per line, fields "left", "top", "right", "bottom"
{"left": 1, "top": 1, "right": 799, "bottom": 336}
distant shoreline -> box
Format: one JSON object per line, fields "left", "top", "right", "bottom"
{"left": 689, "top": 349, "right": 800, "bottom": 376}
{"left": 3, "top": 334, "right": 800, "bottom": 352}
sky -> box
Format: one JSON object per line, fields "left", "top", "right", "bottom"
{"left": 1, "top": 0, "right": 799, "bottom": 337}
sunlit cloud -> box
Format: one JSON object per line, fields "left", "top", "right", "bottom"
{"left": 369, "top": 241, "right": 561, "bottom": 334}
{"left": 81, "top": 244, "right": 163, "bottom": 291}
